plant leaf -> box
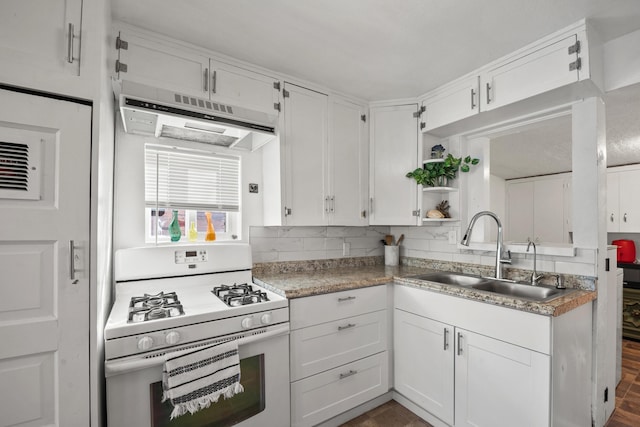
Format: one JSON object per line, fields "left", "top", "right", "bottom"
{"left": 471, "top": 158, "right": 480, "bottom": 165}
{"left": 461, "top": 164, "right": 470, "bottom": 173}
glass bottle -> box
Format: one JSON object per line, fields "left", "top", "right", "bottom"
{"left": 169, "top": 210, "right": 182, "bottom": 242}
{"left": 188, "top": 221, "right": 198, "bottom": 242}
{"left": 205, "top": 212, "right": 216, "bottom": 241}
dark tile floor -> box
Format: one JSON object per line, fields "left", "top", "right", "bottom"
{"left": 606, "top": 339, "right": 640, "bottom": 427}
{"left": 341, "top": 339, "right": 640, "bottom": 427}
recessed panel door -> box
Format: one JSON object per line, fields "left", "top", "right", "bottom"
{"left": 0, "top": 88, "right": 90, "bottom": 426}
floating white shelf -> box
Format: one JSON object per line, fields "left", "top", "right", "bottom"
{"left": 423, "top": 186, "right": 457, "bottom": 192}
{"left": 422, "top": 218, "right": 458, "bottom": 223}
{"left": 423, "top": 158, "right": 445, "bottom": 165}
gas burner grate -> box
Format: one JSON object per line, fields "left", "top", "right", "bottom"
{"left": 127, "top": 291, "right": 184, "bottom": 323}
{"left": 212, "top": 283, "right": 270, "bottom": 307}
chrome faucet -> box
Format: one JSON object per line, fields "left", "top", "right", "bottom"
{"left": 526, "top": 239, "right": 543, "bottom": 285}
{"left": 461, "top": 211, "right": 511, "bottom": 280}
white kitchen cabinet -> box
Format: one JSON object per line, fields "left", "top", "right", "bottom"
{"left": 420, "top": 77, "right": 480, "bottom": 132}
{"left": 369, "top": 103, "right": 420, "bottom": 225}
{"left": 505, "top": 174, "right": 570, "bottom": 243}
{"left": 394, "top": 284, "right": 592, "bottom": 427}
{"left": 394, "top": 309, "right": 454, "bottom": 425}
{"left": 608, "top": 166, "right": 640, "bottom": 232}
{"left": 290, "top": 285, "right": 390, "bottom": 427}
{"left": 329, "top": 96, "right": 369, "bottom": 225}
{"left": 114, "top": 28, "right": 281, "bottom": 114}
{"left": 454, "top": 328, "right": 550, "bottom": 427}
{"left": 480, "top": 34, "right": 582, "bottom": 112}
{"left": 282, "top": 83, "right": 329, "bottom": 226}
{"left": 0, "top": 0, "right": 82, "bottom": 84}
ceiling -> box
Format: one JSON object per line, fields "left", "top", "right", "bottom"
{"left": 111, "top": 0, "right": 640, "bottom": 101}
{"left": 489, "top": 82, "right": 640, "bottom": 180}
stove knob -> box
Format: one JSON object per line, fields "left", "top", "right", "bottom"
{"left": 260, "top": 313, "right": 272, "bottom": 325}
{"left": 137, "top": 336, "right": 154, "bottom": 351}
{"left": 165, "top": 331, "right": 181, "bottom": 345}
{"left": 241, "top": 317, "right": 254, "bottom": 329}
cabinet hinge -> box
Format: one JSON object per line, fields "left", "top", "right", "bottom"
{"left": 283, "top": 89, "right": 290, "bottom": 98}
{"left": 360, "top": 114, "right": 367, "bottom": 123}
{"left": 273, "top": 81, "right": 281, "bottom": 91}
{"left": 568, "top": 40, "right": 581, "bottom": 55}
{"left": 115, "top": 35, "right": 128, "bottom": 50}
{"left": 274, "top": 102, "right": 281, "bottom": 112}
{"left": 412, "top": 106, "right": 425, "bottom": 119}
{"left": 420, "top": 122, "right": 426, "bottom": 130}
{"left": 412, "top": 209, "right": 421, "bottom": 217}
{"left": 569, "top": 57, "right": 582, "bottom": 72}
{"left": 115, "top": 60, "right": 128, "bottom": 73}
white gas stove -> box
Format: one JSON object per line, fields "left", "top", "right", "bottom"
{"left": 104, "top": 243, "right": 290, "bottom": 427}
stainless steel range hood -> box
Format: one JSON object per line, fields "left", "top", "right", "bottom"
{"left": 117, "top": 80, "right": 277, "bottom": 151}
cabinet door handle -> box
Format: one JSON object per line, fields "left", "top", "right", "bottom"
{"left": 69, "top": 240, "right": 79, "bottom": 284}
{"left": 370, "top": 197, "right": 374, "bottom": 215}
{"left": 337, "top": 296, "right": 356, "bottom": 302}
{"left": 486, "top": 82, "right": 492, "bottom": 104}
{"left": 67, "top": 23, "right": 75, "bottom": 64}
{"left": 444, "top": 328, "right": 449, "bottom": 350}
{"left": 211, "top": 70, "right": 217, "bottom": 94}
{"left": 204, "top": 68, "right": 209, "bottom": 92}
{"left": 338, "top": 323, "right": 356, "bottom": 331}
{"left": 624, "top": 213, "right": 628, "bottom": 222}
{"left": 470, "top": 88, "right": 476, "bottom": 109}
{"left": 325, "top": 196, "right": 330, "bottom": 213}
{"left": 457, "top": 332, "right": 463, "bottom": 356}
{"left": 610, "top": 213, "right": 614, "bottom": 222}
{"left": 339, "top": 370, "right": 357, "bottom": 379}
{"left": 330, "top": 196, "right": 335, "bottom": 213}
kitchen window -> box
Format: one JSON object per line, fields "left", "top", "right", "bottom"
{"left": 145, "top": 144, "right": 241, "bottom": 243}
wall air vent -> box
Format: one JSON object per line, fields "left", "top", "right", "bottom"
{"left": 0, "top": 139, "right": 41, "bottom": 200}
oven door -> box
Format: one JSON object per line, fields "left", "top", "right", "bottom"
{"left": 105, "top": 324, "right": 290, "bottom": 427}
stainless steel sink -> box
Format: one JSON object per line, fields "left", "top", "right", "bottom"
{"left": 471, "top": 281, "right": 566, "bottom": 302}
{"left": 411, "top": 272, "right": 489, "bottom": 287}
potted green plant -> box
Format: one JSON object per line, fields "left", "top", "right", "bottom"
{"left": 406, "top": 154, "right": 480, "bottom": 187}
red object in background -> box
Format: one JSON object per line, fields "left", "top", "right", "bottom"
{"left": 612, "top": 239, "right": 636, "bottom": 263}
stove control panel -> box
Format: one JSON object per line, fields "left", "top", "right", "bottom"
{"left": 174, "top": 249, "right": 208, "bottom": 264}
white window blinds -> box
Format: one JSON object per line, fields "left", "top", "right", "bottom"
{"left": 145, "top": 145, "right": 240, "bottom": 212}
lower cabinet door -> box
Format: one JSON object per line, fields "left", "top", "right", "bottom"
{"left": 454, "top": 329, "right": 550, "bottom": 427}
{"left": 394, "top": 309, "right": 454, "bottom": 425}
{"left": 291, "top": 351, "right": 389, "bottom": 427}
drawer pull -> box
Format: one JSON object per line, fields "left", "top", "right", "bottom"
{"left": 457, "top": 332, "right": 463, "bottom": 356}
{"left": 444, "top": 328, "right": 449, "bottom": 350}
{"left": 337, "top": 296, "right": 356, "bottom": 302}
{"left": 339, "top": 370, "right": 358, "bottom": 379}
{"left": 338, "top": 323, "right": 356, "bottom": 331}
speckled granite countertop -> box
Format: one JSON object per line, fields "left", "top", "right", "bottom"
{"left": 253, "top": 263, "right": 596, "bottom": 317}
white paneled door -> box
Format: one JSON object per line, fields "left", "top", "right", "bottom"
{"left": 0, "top": 88, "right": 90, "bottom": 426}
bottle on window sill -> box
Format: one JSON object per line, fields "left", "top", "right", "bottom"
{"left": 205, "top": 212, "right": 216, "bottom": 241}
{"left": 169, "top": 210, "right": 182, "bottom": 242}
{"left": 188, "top": 221, "right": 198, "bottom": 242}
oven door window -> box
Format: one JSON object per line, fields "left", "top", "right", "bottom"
{"left": 150, "top": 355, "right": 265, "bottom": 426}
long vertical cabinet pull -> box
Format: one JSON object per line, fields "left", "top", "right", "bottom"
{"left": 211, "top": 70, "right": 217, "bottom": 94}
{"left": 443, "top": 328, "right": 449, "bottom": 350}
{"left": 485, "top": 82, "right": 492, "bottom": 104}
{"left": 457, "top": 332, "right": 463, "bottom": 356}
{"left": 204, "top": 68, "right": 209, "bottom": 92}
{"left": 67, "top": 23, "right": 75, "bottom": 64}
{"left": 470, "top": 88, "right": 476, "bottom": 109}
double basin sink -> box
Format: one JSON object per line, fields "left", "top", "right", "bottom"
{"left": 410, "top": 272, "right": 567, "bottom": 302}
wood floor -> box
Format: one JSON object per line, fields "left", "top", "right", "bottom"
{"left": 340, "top": 339, "right": 640, "bottom": 427}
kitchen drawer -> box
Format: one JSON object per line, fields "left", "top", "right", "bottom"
{"left": 290, "top": 285, "right": 387, "bottom": 330}
{"left": 290, "top": 310, "right": 388, "bottom": 381}
{"left": 291, "top": 351, "right": 389, "bottom": 427}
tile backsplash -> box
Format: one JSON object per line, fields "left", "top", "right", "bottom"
{"left": 250, "top": 226, "right": 390, "bottom": 262}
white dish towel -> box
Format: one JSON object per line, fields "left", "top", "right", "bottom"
{"left": 162, "top": 339, "right": 244, "bottom": 419}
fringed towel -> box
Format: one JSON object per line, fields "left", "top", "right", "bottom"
{"left": 162, "top": 339, "right": 244, "bottom": 419}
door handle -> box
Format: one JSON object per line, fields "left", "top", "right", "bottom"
{"left": 444, "top": 328, "right": 449, "bottom": 350}
{"left": 338, "top": 323, "right": 356, "bottom": 331}
{"left": 471, "top": 88, "right": 476, "bottom": 109}
{"left": 67, "top": 23, "right": 75, "bottom": 64}
{"left": 457, "top": 332, "right": 463, "bottom": 356}
{"left": 624, "top": 213, "right": 628, "bottom": 222}
{"left": 339, "top": 370, "right": 357, "bottom": 379}
{"left": 211, "top": 70, "right": 217, "bottom": 94}
{"left": 69, "top": 240, "right": 79, "bottom": 284}
{"left": 204, "top": 68, "right": 209, "bottom": 92}
{"left": 337, "top": 296, "right": 356, "bottom": 302}
{"left": 486, "top": 82, "right": 492, "bottom": 104}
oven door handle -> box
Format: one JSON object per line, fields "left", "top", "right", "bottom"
{"left": 105, "top": 323, "right": 290, "bottom": 378}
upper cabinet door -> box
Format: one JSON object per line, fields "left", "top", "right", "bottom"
{"left": 209, "top": 60, "right": 280, "bottom": 115}
{"left": 618, "top": 169, "right": 640, "bottom": 232}
{"left": 369, "top": 104, "right": 419, "bottom": 225}
{"left": 282, "top": 83, "right": 328, "bottom": 226}
{"left": 116, "top": 31, "right": 210, "bottom": 98}
{"left": 480, "top": 34, "right": 580, "bottom": 112}
{"left": 421, "top": 76, "right": 480, "bottom": 132}
{"left": 607, "top": 172, "right": 620, "bottom": 232}
{"left": 0, "top": 0, "right": 82, "bottom": 77}
{"left": 329, "top": 97, "right": 368, "bottom": 226}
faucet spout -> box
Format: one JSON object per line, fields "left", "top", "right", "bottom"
{"left": 526, "top": 239, "right": 543, "bottom": 285}
{"left": 461, "top": 211, "right": 511, "bottom": 280}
